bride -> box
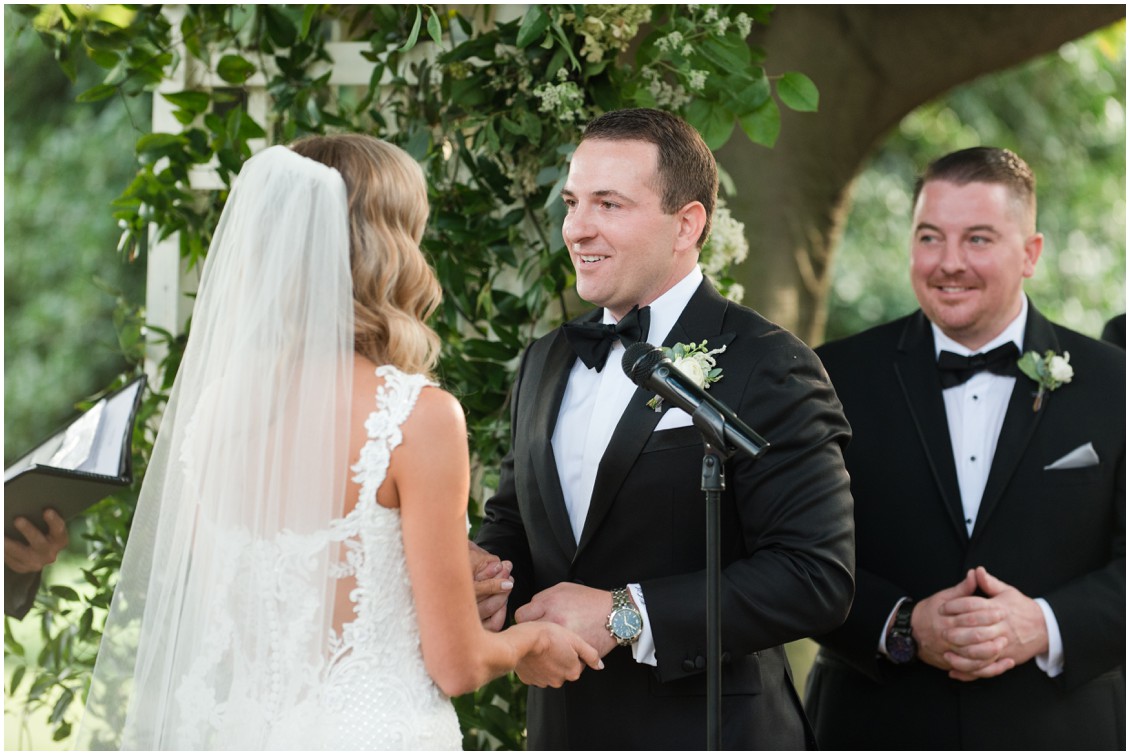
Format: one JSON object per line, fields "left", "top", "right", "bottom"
{"left": 77, "top": 135, "right": 601, "bottom": 749}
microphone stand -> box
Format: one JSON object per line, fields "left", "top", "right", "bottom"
{"left": 691, "top": 401, "right": 735, "bottom": 751}
{"left": 620, "top": 342, "right": 770, "bottom": 749}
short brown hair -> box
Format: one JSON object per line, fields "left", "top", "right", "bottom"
{"left": 581, "top": 108, "right": 718, "bottom": 247}
{"left": 914, "top": 147, "right": 1037, "bottom": 228}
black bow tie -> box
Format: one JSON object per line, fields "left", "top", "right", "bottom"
{"left": 562, "top": 305, "right": 651, "bottom": 372}
{"left": 937, "top": 342, "right": 1020, "bottom": 388}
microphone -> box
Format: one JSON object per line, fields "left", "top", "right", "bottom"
{"left": 622, "top": 342, "right": 769, "bottom": 459}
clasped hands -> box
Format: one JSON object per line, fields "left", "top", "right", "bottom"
{"left": 911, "top": 566, "right": 1049, "bottom": 681}
{"left": 469, "top": 542, "right": 614, "bottom": 685}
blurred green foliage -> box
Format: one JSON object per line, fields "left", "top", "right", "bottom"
{"left": 4, "top": 7, "right": 147, "bottom": 464}
{"left": 828, "top": 24, "right": 1126, "bottom": 342}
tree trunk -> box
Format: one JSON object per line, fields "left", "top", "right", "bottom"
{"left": 720, "top": 5, "right": 1125, "bottom": 345}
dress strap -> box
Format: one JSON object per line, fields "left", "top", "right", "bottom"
{"left": 350, "top": 366, "right": 437, "bottom": 507}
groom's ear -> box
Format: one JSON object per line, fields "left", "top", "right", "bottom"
{"left": 674, "top": 201, "right": 707, "bottom": 254}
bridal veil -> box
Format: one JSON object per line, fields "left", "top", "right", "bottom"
{"left": 77, "top": 145, "right": 355, "bottom": 748}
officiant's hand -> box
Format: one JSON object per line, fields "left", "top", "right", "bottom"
{"left": 514, "top": 582, "right": 619, "bottom": 658}
{"left": 469, "top": 541, "right": 512, "bottom": 631}
{"left": 4, "top": 510, "right": 68, "bottom": 574}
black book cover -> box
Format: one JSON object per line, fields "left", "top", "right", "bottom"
{"left": 5, "top": 376, "right": 146, "bottom": 540}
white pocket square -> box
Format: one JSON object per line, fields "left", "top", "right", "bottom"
{"left": 654, "top": 407, "right": 694, "bottom": 431}
{"left": 1044, "top": 442, "right": 1100, "bottom": 470}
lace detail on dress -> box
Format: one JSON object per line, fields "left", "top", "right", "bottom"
{"left": 317, "top": 366, "right": 461, "bottom": 750}
{"left": 164, "top": 365, "right": 461, "bottom": 750}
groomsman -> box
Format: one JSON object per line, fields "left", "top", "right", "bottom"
{"left": 805, "top": 147, "right": 1125, "bottom": 749}
{"left": 475, "top": 108, "right": 856, "bottom": 749}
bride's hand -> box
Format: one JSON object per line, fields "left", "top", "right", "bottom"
{"left": 513, "top": 622, "right": 603, "bottom": 688}
{"left": 468, "top": 541, "right": 512, "bottom": 631}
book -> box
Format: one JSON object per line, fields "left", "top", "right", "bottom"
{"left": 5, "top": 376, "right": 146, "bottom": 541}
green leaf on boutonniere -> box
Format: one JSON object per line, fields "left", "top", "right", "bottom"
{"left": 1018, "top": 349, "right": 1073, "bottom": 412}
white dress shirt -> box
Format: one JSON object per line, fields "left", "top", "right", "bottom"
{"left": 880, "top": 298, "right": 1063, "bottom": 677}
{"left": 552, "top": 266, "right": 704, "bottom": 666}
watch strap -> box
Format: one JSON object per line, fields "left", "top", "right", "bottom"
{"left": 611, "top": 587, "right": 633, "bottom": 612}
{"left": 886, "top": 598, "right": 917, "bottom": 664}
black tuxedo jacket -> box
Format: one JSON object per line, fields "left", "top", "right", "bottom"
{"left": 806, "top": 304, "right": 1125, "bottom": 750}
{"left": 478, "top": 281, "right": 855, "bottom": 750}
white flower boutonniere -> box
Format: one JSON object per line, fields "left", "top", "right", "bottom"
{"left": 1017, "top": 349, "right": 1073, "bottom": 412}
{"left": 647, "top": 340, "right": 726, "bottom": 412}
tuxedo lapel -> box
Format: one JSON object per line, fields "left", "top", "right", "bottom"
{"left": 529, "top": 327, "right": 587, "bottom": 561}
{"left": 576, "top": 281, "right": 733, "bottom": 556}
{"left": 893, "top": 312, "right": 969, "bottom": 543}
{"left": 970, "top": 303, "right": 1055, "bottom": 541}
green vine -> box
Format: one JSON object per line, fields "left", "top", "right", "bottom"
{"left": 8, "top": 4, "right": 810, "bottom": 747}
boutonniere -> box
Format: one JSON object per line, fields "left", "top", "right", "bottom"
{"left": 1017, "top": 349, "right": 1073, "bottom": 412}
{"left": 647, "top": 340, "right": 726, "bottom": 411}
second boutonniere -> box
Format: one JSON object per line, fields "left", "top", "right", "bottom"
{"left": 647, "top": 340, "right": 726, "bottom": 411}
{"left": 1017, "top": 349, "right": 1073, "bottom": 412}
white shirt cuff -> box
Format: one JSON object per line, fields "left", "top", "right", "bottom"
{"left": 627, "top": 583, "right": 658, "bottom": 666}
{"left": 1033, "top": 598, "right": 1064, "bottom": 677}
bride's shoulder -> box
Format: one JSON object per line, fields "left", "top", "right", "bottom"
{"left": 351, "top": 355, "right": 462, "bottom": 434}
{"left": 402, "top": 383, "right": 465, "bottom": 439}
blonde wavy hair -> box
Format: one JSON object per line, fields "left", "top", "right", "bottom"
{"left": 289, "top": 133, "right": 442, "bottom": 376}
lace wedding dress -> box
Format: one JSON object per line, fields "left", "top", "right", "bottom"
{"left": 160, "top": 366, "right": 463, "bottom": 750}
{"left": 314, "top": 366, "right": 463, "bottom": 749}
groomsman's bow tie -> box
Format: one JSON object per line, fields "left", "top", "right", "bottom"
{"left": 936, "top": 342, "right": 1020, "bottom": 388}
{"left": 562, "top": 305, "right": 651, "bottom": 372}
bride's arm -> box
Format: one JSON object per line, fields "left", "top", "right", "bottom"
{"left": 389, "top": 386, "right": 601, "bottom": 697}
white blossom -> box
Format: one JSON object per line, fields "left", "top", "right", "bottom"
{"left": 533, "top": 80, "right": 585, "bottom": 122}
{"left": 657, "top": 30, "right": 684, "bottom": 53}
{"left": 641, "top": 66, "right": 691, "bottom": 109}
{"left": 701, "top": 203, "right": 749, "bottom": 275}
{"left": 672, "top": 356, "right": 707, "bottom": 387}
{"left": 1049, "top": 352, "right": 1074, "bottom": 383}
{"left": 735, "top": 12, "right": 753, "bottom": 37}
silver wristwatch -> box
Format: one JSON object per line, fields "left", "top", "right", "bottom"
{"left": 606, "top": 587, "right": 643, "bottom": 647}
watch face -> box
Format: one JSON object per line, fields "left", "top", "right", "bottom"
{"left": 610, "top": 608, "right": 642, "bottom": 640}
{"left": 888, "top": 633, "right": 916, "bottom": 664}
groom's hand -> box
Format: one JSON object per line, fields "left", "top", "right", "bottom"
{"left": 514, "top": 583, "right": 618, "bottom": 658}
{"left": 468, "top": 541, "right": 512, "bottom": 631}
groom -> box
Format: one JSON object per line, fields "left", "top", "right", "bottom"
{"left": 474, "top": 108, "right": 855, "bottom": 749}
